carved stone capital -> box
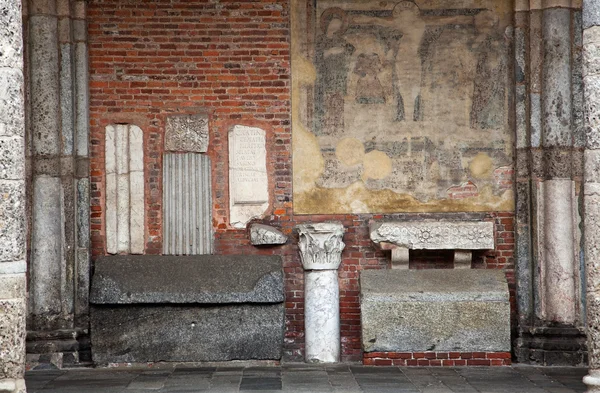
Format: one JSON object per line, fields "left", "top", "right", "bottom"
{"left": 296, "top": 223, "right": 345, "bottom": 270}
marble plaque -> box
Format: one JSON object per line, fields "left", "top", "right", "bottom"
{"left": 229, "top": 125, "right": 269, "bottom": 228}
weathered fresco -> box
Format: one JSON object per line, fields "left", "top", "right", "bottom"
{"left": 292, "top": 0, "right": 514, "bottom": 214}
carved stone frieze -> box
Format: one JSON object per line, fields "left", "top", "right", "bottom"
{"left": 370, "top": 221, "right": 495, "bottom": 251}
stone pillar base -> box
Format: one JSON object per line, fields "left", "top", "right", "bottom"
{"left": 584, "top": 370, "right": 600, "bottom": 393}
{"left": 0, "top": 379, "right": 26, "bottom": 393}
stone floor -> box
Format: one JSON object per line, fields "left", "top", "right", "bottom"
{"left": 25, "top": 364, "right": 587, "bottom": 393}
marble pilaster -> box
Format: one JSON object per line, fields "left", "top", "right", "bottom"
{"left": 296, "top": 223, "right": 345, "bottom": 363}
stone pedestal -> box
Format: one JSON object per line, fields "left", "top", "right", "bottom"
{"left": 361, "top": 270, "right": 511, "bottom": 353}
{"left": 296, "top": 223, "right": 345, "bottom": 363}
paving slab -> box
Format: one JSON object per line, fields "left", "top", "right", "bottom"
{"left": 25, "top": 364, "right": 588, "bottom": 393}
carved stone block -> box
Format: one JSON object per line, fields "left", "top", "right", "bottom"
{"left": 370, "top": 221, "right": 495, "bottom": 251}
{"left": 164, "top": 114, "right": 209, "bottom": 153}
{"left": 250, "top": 224, "right": 287, "bottom": 246}
{"left": 296, "top": 223, "right": 345, "bottom": 271}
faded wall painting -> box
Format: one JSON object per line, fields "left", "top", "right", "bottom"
{"left": 292, "top": 0, "right": 514, "bottom": 214}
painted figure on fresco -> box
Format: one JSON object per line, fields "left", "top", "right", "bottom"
{"left": 470, "top": 10, "right": 507, "bottom": 130}
{"left": 354, "top": 53, "right": 386, "bottom": 104}
{"left": 314, "top": 8, "right": 355, "bottom": 136}
{"left": 351, "top": 1, "right": 474, "bottom": 122}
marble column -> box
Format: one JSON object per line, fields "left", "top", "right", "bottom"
{"left": 0, "top": 0, "right": 28, "bottom": 391}
{"left": 296, "top": 223, "right": 345, "bottom": 363}
{"left": 514, "top": 0, "right": 585, "bottom": 364}
{"left": 540, "top": 3, "right": 578, "bottom": 324}
{"left": 26, "top": 0, "right": 90, "bottom": 366}
{"left": 583, "top": 0, "right": 600, "bottom": 390}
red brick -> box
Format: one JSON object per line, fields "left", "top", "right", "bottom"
{"left": 88, "top": 0, "right": 518, "bottom": 363}
{"left": 467, "top": 359, "right": 491, "bottom": 366}
{"left": 486, "top": 352, "right": 511, "bottom": 359}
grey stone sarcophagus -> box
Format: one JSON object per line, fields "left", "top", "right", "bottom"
{"left": 360, "top": 269, "right": 511, "bottom": 353}
{"left": 90, "top": 255, "right": 285, "bottom": 364}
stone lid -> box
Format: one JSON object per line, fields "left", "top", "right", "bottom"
{"left": 90, "top": 255, "right": 284, "bottom": 304}
{"left": 360, "top": 269, "right": 509, "bottom": 302}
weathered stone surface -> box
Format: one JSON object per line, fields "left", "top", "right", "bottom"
{"left": 164, "top": 114, "right": 209, "bottom": 153}
{"left": 297, "top": 223, "right": 345, "bottom": 270}
{"left": 90, "top": 255, "right": 284, "bottom": 304}
{"left": 250, "top": 224, "right": 287, "bottom": 245}
{"left": 0, "top": 137, "right": 24, "bottom": 181}
{"left": 0, "top": 181, "right": 25, "bottom": 262}
{"left": 542, "top": 8, "right": 573, "bottom": 148}
{"left": 584, "top": 26, "right": 600, "bottom": 78}
{"left": 585, "top": 73, "right": 600, "bottom": 150}
{"left": 0, "top": 1, "right": 23, "bottom": 70}
{"left": 584, "top": 0, "right": 600, "bottom": 28}
{"left": 542, "top": 180, "right": 577, "bottom": 324}
{"left": 1, "top": 1, "right": 26, "bottom": 388}
{"left": 0, "top": 262, "right": 26, "bottom": 275}
{"left": 370, "top": 221, "right": 494, "bottom": 250}
{"left": 574, "top": 12, "right": 586, "bottom": 149}
{"left": 29, "top": 14, "right": 60, "bottom": 156}
{"left": 586, "top": 150, "right": 600, "bottom": 183}
{"left": 30, "top": 176, "right": 62, "bottom": 319}
{"left": 360, "top": 269, "right": 510, "bottom": 353}
{"left": 543, "top": 148, "right": 574, "bottom": 179}
{"left": 59, "top": 43, "right": 74, "bottom": 156}
{"left": 74, "top": 41, "right": 89, "bottom": 158}
{"left": 91, "top": 303, "right": 284, "bottom": 364}
{"left": 0, "top": 70, "right": 24, "bottom": 138}
{"left": 0, "top": 275, "right": 25, "bottom": 300}
{"left": 0, "top": 298, "right": 26, "bottom": 380}
{"left": 531, "top": 93, "right": 542, "bottom": 147}
{"left": 229, "top": 125, "right": 269, "bottom": 229}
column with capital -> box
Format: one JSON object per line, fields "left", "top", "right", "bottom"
{"left": 297, "top": 223, "right": 345, "bottom": 363}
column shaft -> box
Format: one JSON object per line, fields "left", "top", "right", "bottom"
{"left": 305, "top": 270, "right": 340, "bottom": 363}
{"left": 540, "top": 6, "right": 579, "bottom": 324}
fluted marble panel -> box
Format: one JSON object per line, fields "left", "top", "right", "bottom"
{"left": 163, "top": 153, "right": 213, "bottom": 255}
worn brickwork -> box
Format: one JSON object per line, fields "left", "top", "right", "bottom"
{"left": 363, "top": 352, "right": 512, "bottom": 367}
{"left": 87, "top": 0, "right": 516, "bottom": 362}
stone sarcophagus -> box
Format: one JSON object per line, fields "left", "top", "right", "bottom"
{"left": 90, "top": 255, "right": 284, "bottom": 364}
{"left": 360, "top": 269, "right": 510, "bottom": 354}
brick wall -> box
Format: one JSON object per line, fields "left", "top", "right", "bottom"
{"left": 88, "top": 0, "right": 516, "bottom": 362}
